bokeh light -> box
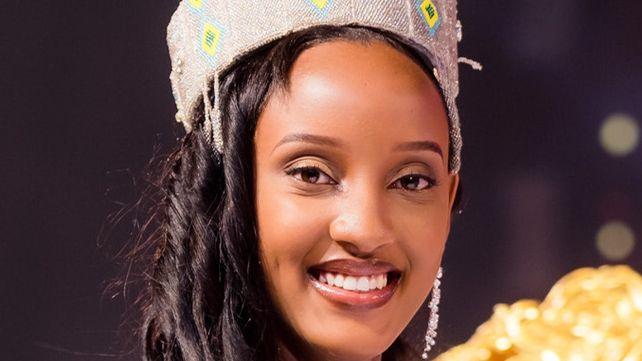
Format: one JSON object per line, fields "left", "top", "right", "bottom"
{"left": 541, "top": 350, "right": 561, "bottom": 361}
{"left": 599, "top": 113, "right": 639, "bottom": 156}
{"left": 595, "top": 221, "right": 636, "bottom": 261}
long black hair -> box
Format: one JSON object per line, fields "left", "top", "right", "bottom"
{"left": 138, "top": 24, "right": 462, "bottom": 361}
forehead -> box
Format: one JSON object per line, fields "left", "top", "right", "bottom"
{"left": 255, "top": 40, "right": 449, "bottom": 158}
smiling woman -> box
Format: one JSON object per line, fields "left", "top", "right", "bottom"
{"left": 139, "top": 1, "right": 466, "bottom": 361}
{"left": 254, "top": 40, "right": 458, "bottom": 360}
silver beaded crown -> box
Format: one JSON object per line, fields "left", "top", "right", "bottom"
{"left": 167, "top": 0, "right": 478, "bottom": 174}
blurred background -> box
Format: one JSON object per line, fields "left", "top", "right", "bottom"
{"left": 2, "top": 0, "right": 641, "bottom": 360}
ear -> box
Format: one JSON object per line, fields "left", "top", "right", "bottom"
{"left": 447, "top": 173, "right": 460, "bottom": 213}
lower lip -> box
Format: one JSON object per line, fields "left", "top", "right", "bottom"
{"left": 307, "top": 273, "right": 400, "bottom": 310}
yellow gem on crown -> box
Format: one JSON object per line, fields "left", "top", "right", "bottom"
{"left": 309, "top": 0, "right": 329, "bottom": 10}
{"left": 201, "top": 23, "right": 222, "bottom": 56}
{"left": 419, "top": 0, "right": 440, "bottom": 29}
{"left": 188, "top": 0, "right": 203, "bottom": 9}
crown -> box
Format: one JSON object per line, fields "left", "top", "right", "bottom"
{"left": 167, "top": 0, "right": 478, "bottom": 173}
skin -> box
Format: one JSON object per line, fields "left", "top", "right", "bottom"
{"left": 253, "top": 40, "right": 459, "bottom": 361}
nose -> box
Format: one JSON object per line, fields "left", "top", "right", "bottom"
{"left": 329, "top": 183, "right": 395, "bottom": 256}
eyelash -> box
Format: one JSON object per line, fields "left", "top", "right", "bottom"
{"left": 285, "top": 166, "right": 437, "bottom": 191}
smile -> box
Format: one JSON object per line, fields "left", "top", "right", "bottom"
{"left": 306, "top": 259, "right": 402, "bottom": 310}
{"left": 318, "top": 272, "right": 388, "bottom": 291}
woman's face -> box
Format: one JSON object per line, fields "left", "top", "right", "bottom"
{"left": 254, "top": 39, "right": 459, "bottom": 361}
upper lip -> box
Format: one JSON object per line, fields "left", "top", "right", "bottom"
{"left": 309, "top": 259, "right": 401, "bottom": 277}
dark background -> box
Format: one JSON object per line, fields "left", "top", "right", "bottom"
{"left": 2, "top": 1, "right": 641, "bottom": 360}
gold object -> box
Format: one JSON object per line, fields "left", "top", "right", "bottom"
{"left": 435, "top": 265, "right": 642, "bottom": 361}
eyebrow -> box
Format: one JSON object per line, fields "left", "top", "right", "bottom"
{"left": 272, "top": 133, "right": 443, "bottom": 159}
{"left": 394, "top": 140, "right": 443, "bottom": 159}
{"left": 272, "top": 133, "right": 345, "bottom": 153}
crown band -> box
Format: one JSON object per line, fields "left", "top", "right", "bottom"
{"left": 167, "top": 0, "right": 472, "bottom": 173}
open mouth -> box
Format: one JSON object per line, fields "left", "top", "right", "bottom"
{"left": 307, "top": 268, "right": 402, "bottom": 292}
{"left": 306, "top": 266, "right": 402, "bottom": 309}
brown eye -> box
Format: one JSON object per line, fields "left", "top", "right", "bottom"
{"left": 287, "top": 166, "right": 335, "bottom": 185}
{"left": 391, "top": 174, "right": 435, "bottom": 191}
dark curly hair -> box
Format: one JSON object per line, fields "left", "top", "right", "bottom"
{"left": 137, "top": 24, "right": 462, "bottom": 361}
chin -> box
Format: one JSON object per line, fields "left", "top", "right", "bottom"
{"left": 294, "top": 316, "right": 401, "bottom": 360}
{"left": 313, "top": 338, "right": 392, "bottom": 361}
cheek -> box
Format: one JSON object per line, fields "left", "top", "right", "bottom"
{"left": 255, "top": 175, "right": 332, "bottom": 299}
{"left": 399, "top": 204, "right": 450, "bottom": 259}
{"left": 392, "top": 199, "right": 451, "bottom": 300}
{"left": 255, "top": 180, "right": 340, "bottom": 343}
{"left": 393, "top": 189, "right": 451, "bottom": 241}
{"left": 257, "top": 194, "right": 330, "bottom": 265}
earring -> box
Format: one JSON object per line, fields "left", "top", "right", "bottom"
{"left": 421, "top": 267, "right": 443, "bottom": 359}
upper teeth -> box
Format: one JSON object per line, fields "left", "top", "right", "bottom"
{"left": 318, "top": 272, "right": 387, "bottom": 291}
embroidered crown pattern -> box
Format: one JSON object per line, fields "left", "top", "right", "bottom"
{"left": 305, "top": 0, "right": 331, "bottom": 16}
{"left": 418, "top": 0, "right": 441, "bottom": 36}
{"left": 201, "top": 22, "right": 222, "bottom": 56}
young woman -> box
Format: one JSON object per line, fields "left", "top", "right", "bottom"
{"left": 140, "top": 1, "right": 472, "bottom": 360}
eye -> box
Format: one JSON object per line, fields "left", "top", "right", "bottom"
{"left": 390, "top": 174, "right": 436, "bottom": 191}
{"left": 286, "top": 166, "right": 336, "bottom": 185}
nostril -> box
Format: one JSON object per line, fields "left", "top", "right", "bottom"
{"left": 335, "top": 240, "right": 381, "bottom": 258}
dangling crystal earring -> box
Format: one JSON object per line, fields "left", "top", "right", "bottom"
{"left": 421, "top": 267, "right": 443, "bottom": 359}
